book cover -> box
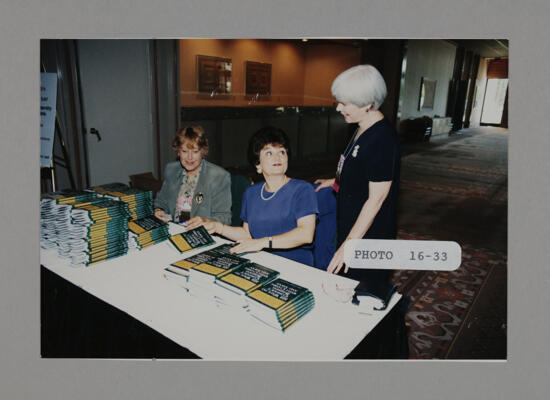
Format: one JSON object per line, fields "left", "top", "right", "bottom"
{"left": 170, "top": 251, "right": 219, "bottom": 272}
{"left": 190, "top": 253, "right": 248, "bottom": 280}
{"left": 168, "top": 226, "right": 214, "bottom": 253}
{"left": 208, "top": 243, "right": 236, "bottom": 255}
{"left": 216, "top": 263, "right": 279, "bottom": 294}
{"left": 247, "top": 279, "right": 311, "bottom": 309}
{"left": 42, "top": 189, "right": 98, "bottom": 204}
{"left": 127, "top": 215, "right": 166, "bottom": 234}
{"left": 247, "top": 278, "right": 315, "bottom": 331}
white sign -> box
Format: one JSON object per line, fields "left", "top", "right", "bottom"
{"left": 40, "top": 72, "right": 57, "bottom": 168}
{"left": 344, "top": 239, "right": 461, "bottom": 271}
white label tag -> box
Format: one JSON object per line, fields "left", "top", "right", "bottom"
{"left": 344, "top": 239, "right": 461, "bottom": 271}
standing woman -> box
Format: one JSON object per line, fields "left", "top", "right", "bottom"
{"left": 154, "top": 125, "right": 232, "bottom": 225}
{"left": 315, "top": 64, "right": 400, "bottom": 280}
{"left": 187, "top": 126, "right": 318, "bottom": 266}
{"left": 315, "top": 65, "right": 407, "bottom": 358}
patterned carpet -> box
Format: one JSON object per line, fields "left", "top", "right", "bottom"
{"left": 394, "top": 127, "right": 508, "bottom": 359}
{"left": 292, "top": 126, "right": 508, "bottom": 359}
{"left": 393, "top": 230, "right": 507, "bottom": 359}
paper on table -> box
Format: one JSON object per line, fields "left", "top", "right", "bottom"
{"left": 354, "top": 296, "right": 384, "bottom": 314}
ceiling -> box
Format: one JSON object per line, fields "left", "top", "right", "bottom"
{"left": 294, "top": 39, "right": 508, "bottom": 58}
{"left": 447, "top": 39, "right": 508, "bottom": 58}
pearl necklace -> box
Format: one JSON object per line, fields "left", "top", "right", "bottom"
{"left": 260, "top": 176, "right": 288, "bottom": 201}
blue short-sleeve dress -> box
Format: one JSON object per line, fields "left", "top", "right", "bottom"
{"left": 240, "top": 179, "right": 318, "bottom": 265}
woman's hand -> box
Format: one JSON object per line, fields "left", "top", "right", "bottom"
{"left": 185, "top": 216, "right": 222, "bottom": 234}
{"left": 314, "top": 178, "right": 335, "bottom": 192}
{"left": 230, "top": 237, "right": 268, "bottom": 254}
{"left": 327, "top": 243, "right": 348, "bottom": 274}
{"left": 154, "top": 208, "right": 169, "bottom": 223}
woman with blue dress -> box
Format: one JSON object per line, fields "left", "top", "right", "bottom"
{"left": 186, "top": 126, "right": 318, "bottom": 266}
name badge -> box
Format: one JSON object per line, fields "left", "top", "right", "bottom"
{"left": 195, "top": 192, "right": 204, "bottom": 204}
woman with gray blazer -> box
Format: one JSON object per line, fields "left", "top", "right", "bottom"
{"left": 154, "top": 125, "right": 232, "bottom": 225}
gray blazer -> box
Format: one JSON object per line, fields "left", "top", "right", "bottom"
{"left": 154, "top": 160, "right": 232, "bottom": 225}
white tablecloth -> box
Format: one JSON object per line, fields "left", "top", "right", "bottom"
{"left": 40, "top": 223, "right": 401, "bottom": 360}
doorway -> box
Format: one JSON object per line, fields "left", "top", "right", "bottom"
{"left": 481, "top": 78, "right": 508, "bottom": 125}
{"left": 76, "top": 39, "right": 156, "bottom": 186}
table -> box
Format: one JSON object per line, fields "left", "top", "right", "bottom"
{"left": 40, "top": 223, "right": 402, "bottom": 360}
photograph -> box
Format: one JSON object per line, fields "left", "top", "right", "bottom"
{"left": 39, "top": 38, "right": 508, "bottom": 360}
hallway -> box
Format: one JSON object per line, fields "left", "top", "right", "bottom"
{"left": 396, "top": 126, "right": 507, "bottom": 358}
{"left": 398, "top": 127, "right": 507, "bottom": 252}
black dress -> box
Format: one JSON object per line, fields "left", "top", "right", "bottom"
{"left": 336, "top": 118, "right": 408, "bottom": 359}
{"left": 337, "top": 118, "right": 400, "bottom": 282}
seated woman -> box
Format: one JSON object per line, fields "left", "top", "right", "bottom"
{"left": 186, "top": 126, "right": 318, "bottom": 266}
{"left": 154, "top": 125, "right": 232, "bottom": 225}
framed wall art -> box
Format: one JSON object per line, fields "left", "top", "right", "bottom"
{"left": 245, "top": 61, "right": 271, "bottom": 96}
{"left": 197, "top": 55, "right": 232, "bottom": 95}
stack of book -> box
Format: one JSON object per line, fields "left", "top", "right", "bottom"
{"left": 161, "top": 243, "right": 317, "bottom": 331}
{"left": 127, "top": 215, "right": 170, "bottom": 251}
{"left": 89, "top": 183, "right": 154, "bottom": 221}
{"left": 163, "top": 251, "right": 218, "bottom": 288}
{"left": 40, "top": 190, "right": 98, "bottom": 249}
{"left": 162, "top": 244, "right": 245, "bottom": 291}
{"left": 60, "top": 198, "right": 131, "bottom": 266}
{"left": 187, "top": 252, "right": 249, "bottom": 298}
{"left": 246, "top": 279, "right": 315, "bottom": 332}
{"left": 41, "top": 188, "right": 98, "bottom": 206}
{"left": 168, "top": 226, "right": 215, "bottom": 253}
{"left": 213, "top": 262, "right": 280, "bottom": 308}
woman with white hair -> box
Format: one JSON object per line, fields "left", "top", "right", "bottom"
{"left": 316, "top": 64, "right": 400, "bottom": 278}
{"left": 315, "top": 64, "right": 406, "bottom": 358}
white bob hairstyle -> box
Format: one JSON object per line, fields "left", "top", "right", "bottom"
{"left": 331, "top": 64, "right": 387, "bottom": 110}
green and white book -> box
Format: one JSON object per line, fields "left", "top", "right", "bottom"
{"left": 168, "top": 226, "right": 215, "bottom": 253}
{"left": 89, "top": 183, "right": 154, "bottom": 220}
{"left": 40, "top": 191, "right": 98, "bottom": 248}
{"left": 167, "top": 251, "right": 246, "bottom": 296}
{"left": 208, "top": 243, "right": 236, "bottom": 255}
{"left": 46, "top": 198, "right": 130, "bottom": 266}
{"left": 127, "top": 215, "right": 170, "bottom": 251}
{"left": 247, "top": 279, "right": 315, "bottom": 332}
{"left": 214, "top": 263, "right": 279, "bottom": 308}
{"left": 188, "top": 253, "right": 249, "bottom": 285}
{"left": 71, "top": 198, "right": 131, "bottom": 224}
{"left": 127, "top": 215, "right": 166, "bottom": 233}
{"left": 170, "top": 251, "right": 219, "bottom": 272}
{"left": 41, "top": 189, "right": 98, "bottom": 205}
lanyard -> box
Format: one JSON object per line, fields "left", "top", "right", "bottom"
{"left": 335, "top": 127, "right": 360, "bottom": 182}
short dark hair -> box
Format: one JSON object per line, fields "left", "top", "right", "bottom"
{"left": 247, "top": 126, "right": 291, "bottom": 167}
